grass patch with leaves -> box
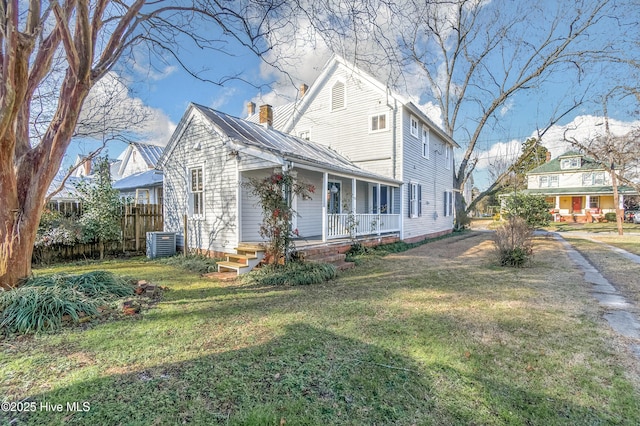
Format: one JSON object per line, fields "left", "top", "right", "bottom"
{"left": 154, "top": 254, "right": 220, "bottom": 274}
{"left": 546, "top": 222, "right": 640, "bottom": 233}
{"left": 2, "top": 232, "right": 639, "bottom": 425}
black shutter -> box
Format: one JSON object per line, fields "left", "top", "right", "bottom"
{"left": 408, "top": 184, "right": 413, "bottom": 217}
{"left": 444, "top": 191, "right": 448, "bottom": 217}
{"left": 418, "top": 184, "right": 422, "bottom": 216}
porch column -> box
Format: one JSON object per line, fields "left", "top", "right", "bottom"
{"left": 376, "top": 183, "right": 381, "bottom": 235}
{"left": 352, "top": 178, "right": 357, "bottom": 237}
{"left": 619, "top": 194, "right": 624, "bottom": 210}
{"left": 555, "top": 196, "right": 560, "bottom": 210}
{"left": 585, "top": 195, "right": 590, "bottom": 212}
{"left": 322, "top": 172, "right": 328, "bottom": 242}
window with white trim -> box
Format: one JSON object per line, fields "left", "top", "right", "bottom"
{"left": 331, "top": 81, "right": 345, "bottom": 111}
{"left": 370, "top": 113, "right": 388, "bottom": 132}
{"left": 408, "top": 183, "right": 422, "bottom": 218}
{"left": 444, "top": 191, "right": 453, "bottom": 217}
{"left": 189, "top": 167, "right": 204, "bottom": 217}
{"left": 589, "top": 196, "right": 600, "bottom": 209}
{"left": 561, "top": 157, "right": 580, "bottom": 169}
{"left": 410, "top": 116, "right": 419, "bottom": 138}
{"left": 539, "top": 175, "right": 559, "bottom": 188}
{"left": 582, "top": 172, "right": 605, "bottom": 186}
{"left": 422, "top": 126, "right": 430, "bottom": 159}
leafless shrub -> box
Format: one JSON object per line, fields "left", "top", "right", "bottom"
{"left": 494, "top": 217, "right": 533, "bottom": 267}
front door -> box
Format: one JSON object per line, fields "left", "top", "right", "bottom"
{"left": 572, "top": 197, "right": 582, "bottom": 213}
{"left": 371, "top": 185, "right": 389, "bottom": 214}
{"left": 328, "top": 181, "right": 341, "bottom": 214}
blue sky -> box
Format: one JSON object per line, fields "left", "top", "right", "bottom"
{"left": 65, "top": 1, "right": 639, "bottom": 191}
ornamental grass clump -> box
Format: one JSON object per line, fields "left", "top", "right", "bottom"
{"left": 241, "top": 262, "right": 337, "bottom": 286}
{"left": 1, "top": 271, "right": 134, "bottom": 334}
{"left": 494, "top": 216, "right": 533, "bottom": 267}
{"left": 0, "top": 286, "right": 100, "bottom": 334}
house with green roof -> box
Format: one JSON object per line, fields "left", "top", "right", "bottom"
{"left": 523, "top": 151, "right": 637, "bottom": 222}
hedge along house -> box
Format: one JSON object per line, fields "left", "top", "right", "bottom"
{"left": 523, "top": 151, "right": 638, "bottom": 222}
{"left": 158, "top": 103, "right": 404, "bottom": 258}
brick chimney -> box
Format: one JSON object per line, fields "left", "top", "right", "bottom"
{"left": 247, "top": 102, "right": 256, "bottom": 117}
{"left": 259, "top": 104, "right": 273, "bottom": 127}
{"left": 545, "top": 151, "right": 551, "bottom": 163}
{"left": 300, "top": 83, "right": 309, "bottom": 98}
{"left": 83, "top": 158, "right": 91, "bottom": 176}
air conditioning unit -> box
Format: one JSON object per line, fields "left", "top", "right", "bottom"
{"left": 147, "top": 232, "right": 176, "bottom": 259}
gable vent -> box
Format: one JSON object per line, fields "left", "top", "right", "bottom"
{"left": 331, "top": 81, "right": 345, "bottom": 110}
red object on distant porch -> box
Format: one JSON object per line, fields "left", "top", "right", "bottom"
{"left": 572, "top": 197, "right": 582, "bottom": 213}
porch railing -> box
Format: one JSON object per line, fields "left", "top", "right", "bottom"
{"left": 327, "top": 213, "right": 400, "bottom": 239}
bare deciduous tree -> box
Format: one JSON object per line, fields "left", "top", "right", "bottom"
{"left": 294, "top": 0, "right": 628, "bottom": 218}
{"left": 0, "top": 0, "right": 286, "bottom": 289}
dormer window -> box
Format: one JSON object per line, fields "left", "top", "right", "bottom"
{"left": 331, "top": 81, "right": 345, "bottom": 111}
{"left": 560, "top": 157, "right": 580, "bottom": 169}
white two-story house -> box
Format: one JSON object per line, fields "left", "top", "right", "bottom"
{"left": 159, "top": 56, "right": 459, "bottom": 260}
{"left": 524, "top": 151, "right": 637, "bottom": 222}
{"left": 247, "top": 55, "right": 459, "bottom": 243}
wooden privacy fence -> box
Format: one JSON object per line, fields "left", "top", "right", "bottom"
{"left": 121, "top": 204, "right": 164, "bottom": 252}
{"left": 34, "top": 203, "right": 164, "bottom": 264}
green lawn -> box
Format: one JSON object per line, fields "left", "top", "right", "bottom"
{"left": 2, "top": 233, "right": 639, "bottom": 425}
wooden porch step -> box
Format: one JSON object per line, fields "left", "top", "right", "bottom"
{"left": 217, "top": 261, "right": 251, "bottom": 274}
{"left": 235, "top": 244, "right": 266, "bottom": 253}
{"left": 226, "top": 253, "right": 257, "bottom": 261}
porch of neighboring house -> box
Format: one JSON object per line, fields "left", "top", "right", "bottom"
{"left": 546, "top": 194, "right": 623, "bottom": 223}
{"left": 240, "top": 167, "right": 402, "bottom": 244}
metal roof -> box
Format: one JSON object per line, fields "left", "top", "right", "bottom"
{"left": 194, "top": 104, "right": 401, "bottom": 185}
{"left": 113, "top": 170, "right": 163, "bottom": 190}
{"left": 133, "top": 143, "right": 164, "bottom": 168}
{"left": 246, "top": 102, "right": 296, "bottom": 130}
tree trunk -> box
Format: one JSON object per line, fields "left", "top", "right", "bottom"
{"left": 0, "top": 206, "right": 41, "bottom": 290}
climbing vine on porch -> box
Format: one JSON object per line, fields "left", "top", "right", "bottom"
{"left": 244, "top": 171, "right": 314, "bottom": 263}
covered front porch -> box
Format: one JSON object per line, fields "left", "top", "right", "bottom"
{"left": 546, "top": 193, "right": 624, "bottom": 222}
{"left": 240, "top": 166, "right": 402, "bottom": 244}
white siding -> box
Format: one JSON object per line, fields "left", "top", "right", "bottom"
{"left": 528, "top": 170, "right": 610, "bottom": 189}
{"left": 293, "top": 169, "right": 323, "bottom": 238}
{"left": 290, "top": 64, "right": 399, "bottom": 179}
{"left": 401, "top": 108, "right": 454, "bottom": 240}
{"left": 240, "top": 169, "right": 269, "bottom": 242}
{"left": 163, "top": 114, "right": 239, "bottom": 254}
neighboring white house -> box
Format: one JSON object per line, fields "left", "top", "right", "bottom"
{"left": 112, "top": 143, "right": 164, "bottom": 204}
{"left": 246, "top": 55, "right": 460, "bottom": 242}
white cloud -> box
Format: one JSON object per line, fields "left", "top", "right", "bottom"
{"left": 499, "top": 99, "right": 514, "bottom": 117}
{"left": 537, "top": 115, "right": 640, "bottom": 158}
{"left": 475, "top": 139, "right": 522, "bottom": 171}
{"left": 77, "top": 72, "right": 176, "bottom": 146}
